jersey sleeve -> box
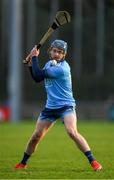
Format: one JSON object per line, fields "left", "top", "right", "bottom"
{"left": 45, "top": 65, "right": 64, "bottom": 78}
{"left": 29, "top": 56, "right": 47, "bottom": 82}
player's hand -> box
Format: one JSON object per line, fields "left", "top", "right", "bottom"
{"left": 23, "top": 45, "right": 40, "bottom": 65}
{"left": 30, "top": 45, "right": 40, "bottom": 57}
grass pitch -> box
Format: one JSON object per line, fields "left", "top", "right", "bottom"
{"left": 0, "top": 120, "right": 114, "bottom": 179}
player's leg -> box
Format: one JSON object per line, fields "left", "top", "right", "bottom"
{"left": 15, "top": 119, "right": 54, "bottom": 169}
{"left": 63, "top": 113, "right": 90, "bottom": 152}
{"left": 63, "top": 112, "right": 102, "bottom": 171}
{"left": 25, "top": 119, "right": 54, "bottom": 155}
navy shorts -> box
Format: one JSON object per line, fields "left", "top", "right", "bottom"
{"left": 39, "top": 106, "right": 75, "bottom": 122}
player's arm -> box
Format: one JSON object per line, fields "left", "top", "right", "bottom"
{"left": 31, "top": 56, "right": 47, "bottom": 82}
{"left": 28, "top": 66, "right": 45, "bottom": 83}
{"left": 28, "top": 46, "right": 47, "bottom": 83}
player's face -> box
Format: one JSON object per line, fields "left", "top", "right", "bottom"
{"left": 50, "top": 48, "right": 65, "bottom": 61}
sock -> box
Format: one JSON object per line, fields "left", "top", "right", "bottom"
{"left": 21, "top": 152, "right": 30, "bottom": 165}
{"left": 84, "top": 151, "right": 95, "bottom": 163}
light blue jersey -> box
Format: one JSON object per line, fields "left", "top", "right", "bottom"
{"left": 44, "top": 60, "right": 76, "bottom": 109}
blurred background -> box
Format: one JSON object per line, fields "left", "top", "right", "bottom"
{"left": 0, "top": 0, "right": 114, "bottom": 122}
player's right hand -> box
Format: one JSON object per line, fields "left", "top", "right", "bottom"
{"left": 23, "top": 45, "right": 40, "bottom": 65}
{"left": 30, "top": 45, "right": 40, "bottom": 57}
